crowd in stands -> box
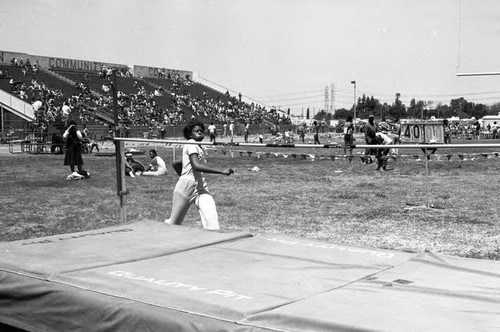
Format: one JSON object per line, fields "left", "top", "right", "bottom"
{"left": 9, "top": 77, "right": 69, "bottom": 130}
{"left": 92, "top": 72, "right": 291, "bottom": 129}
{"left": 9, "top": 57, "right": 41, "bottom": 76}
{"left": 2, "top": 58, "right": 291, "bottom": 135}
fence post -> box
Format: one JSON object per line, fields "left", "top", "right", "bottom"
{"left": 424, "top": 148, "right": 430, "bottom": 208}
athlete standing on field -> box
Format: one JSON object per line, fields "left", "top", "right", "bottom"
{"left": 165, "top": 120, "right": 234, "bottom": 230}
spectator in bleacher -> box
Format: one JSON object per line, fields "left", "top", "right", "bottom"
{"left": 32, "top": 99, "right": 43, "bottom": 114}
{"left": 61, "top": 102, "right": 71, "bottom": 116}
{"left": 102, "top": 83, "right": 110, "bottom": 94}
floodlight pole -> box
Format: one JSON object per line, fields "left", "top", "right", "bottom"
{"left": 351, "top": 81, "right": 357, "bottom": 126}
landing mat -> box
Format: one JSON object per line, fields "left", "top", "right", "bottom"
{"left": 1, "top": 220, "right": 499, "bottom": 331}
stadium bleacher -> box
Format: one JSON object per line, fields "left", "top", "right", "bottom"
{"left": 1, "top": 52, "right": 292, "bottom": 145}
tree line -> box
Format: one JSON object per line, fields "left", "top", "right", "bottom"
{"left": 312, "top": 93, "right": 500, "bottom": 122}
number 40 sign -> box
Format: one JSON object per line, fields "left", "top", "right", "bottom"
{"left": 400, "top": 121, "right": 445, "bottom": 144}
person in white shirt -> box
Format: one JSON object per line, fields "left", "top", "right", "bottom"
{"left": 244, "top": 122, "right": 250, "bottom": 143}
{"left": 165, "top": 120, "right": 234, "bottom": 230}
{"left": 61, "top": 103, "right": 71, "bottom": 116}
{"left": 229, "top": 121, "right": 235, "bottom": 142}
{"left": 374, "top": 132, "right": 394, "bottom": 171}
{"left": 142, "top": 149, "right": 167, "bottom": 176}
{"left": 207, "top": 122, "right": 217, "bottom": 143}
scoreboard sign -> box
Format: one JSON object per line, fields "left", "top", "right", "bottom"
{"left": 400, "top": 121, "right": 445, "bottom": 144}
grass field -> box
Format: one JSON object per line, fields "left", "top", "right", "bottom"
{"left": 1, "top": 135, "right": 500, "bottom": 260}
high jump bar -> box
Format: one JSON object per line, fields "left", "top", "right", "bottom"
{"left": 457, "top": 72, "right": 500, "bottom": 77}
{"left": 113, "top": 138, "right": 500, "bottom": 150}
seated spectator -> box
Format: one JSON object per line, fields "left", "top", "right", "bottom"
{"left": 142, "top": 149, "right": 167, "bottom": 176}
{"left": 124, "top": 152, "right": 145, "bottom": 177}
{"left": 61, "top": 102, "right": 71, "bottom": 116}
{"left": 102, "top": 84, "right": 111, "bottom": 93}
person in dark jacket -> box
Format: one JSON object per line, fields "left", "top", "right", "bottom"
{"left": 63, "top": 120, "right": 84, "bottom": 176}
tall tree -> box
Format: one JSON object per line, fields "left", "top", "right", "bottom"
{"left": 333, "top": 108, "right": 352, "bottom": 120}
{"left": 388, "top": 93, "right": 406, "bottom": 119}
{"left": 450, "top": 98, "right": 466, "bottom": 117}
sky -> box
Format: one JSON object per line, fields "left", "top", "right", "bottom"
{"left": 2, "top": 0, "right": 500, "bottom": 116}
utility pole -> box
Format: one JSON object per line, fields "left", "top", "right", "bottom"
{"left": 330, "top": 83, "right": 335, "bottom": 114}
{"left": 324, "top": 85, "right": 329, "bottom": 114}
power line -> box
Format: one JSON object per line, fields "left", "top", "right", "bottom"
{"left": 251, "top": 89, "right": 323, "bottom": 98}
{"left": 198, "top": 74, "right": 500, "bottom": 111}
{"left": 258, "top": 93, "right": 325, "bottom": 103}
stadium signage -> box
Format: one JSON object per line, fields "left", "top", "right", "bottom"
{"left": 48, "top": 57, "right": 104, "bottom": 71}
{"left": 401, "top": 121, "right": 444, "bottom": 144}
{"left": 267, "top": 237, "right": 395, "bottom": 258}
{"left": 108, "top": 270, "right": 253, "bottom": 300}
{"left": 0, "top": 49, "right": 128, "bottom": 72}
{"left": 1, "top": 50, "right": 192, "bottom": 78}
{"left": 134, "top": 64, "right": 192, "bottom": 80}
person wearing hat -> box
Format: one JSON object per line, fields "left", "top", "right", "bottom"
{"left": 124, "top": 152, "right": 145, "bottom": 177}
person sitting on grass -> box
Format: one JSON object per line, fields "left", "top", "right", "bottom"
{"left": 165, "top": 120, "right": 234, "bottom": 230}
{"left": 124, "top": 152, "right": 145, "bottom": 177}
{"left": 142, "top": 149, "right": 167, "bottom": 176}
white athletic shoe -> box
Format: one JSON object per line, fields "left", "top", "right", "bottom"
{"left": 164, "top": 219, "right": 171, "bottom": 224}
{"left": 73, "top": 173, "right": 84, "bottom": 180}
